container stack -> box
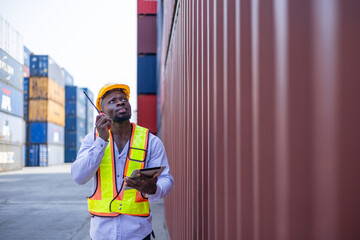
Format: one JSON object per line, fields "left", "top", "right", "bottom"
{"left": 137, "top": 0, "right": 158, "bottom": 135}
{"left": 64, "top": 86, "right": 86, "bottom": 163}
{"left": 0, "top": 15, "right": 25, "bottom": 172}
{"left": 22, "top": 46, "right": 31, "bottom": 166}
{"left": 23, "top": 46, "right": 31, "bottom": 78}
{"left": 82, "top": 88, "right": 94, "bottom": 134}
{"left": 27, "top": 55, "right": 65, "bottom": 166}
{"left": 62, "top": 68, "right": 74, "bottom": 86}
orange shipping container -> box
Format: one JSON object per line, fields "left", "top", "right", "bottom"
{"left": 29, "top": 77, "right": 65, "bottom": 106}
{"left": 28, "top": 99, "right": 65, "bottom": 126}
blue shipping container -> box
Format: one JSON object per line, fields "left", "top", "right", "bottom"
{"left": 27, "top": 144, "right": 63, "bottom": 166}
{"left": 65, "top": 100, "right": 86, "bottom": 118}
{"left": 82, "top": 87, "right": 94, "bottom": 134}
{"left": 137, "top": 54, "right": 157, "bottom": 94}
{"left": 65, "top": 86, "right": 86, "bottom": 102}
{"left": 23, "top": 46, "right": 31, "bottom": 68}
{"left": 0, "top": 81, "right": 23, "bottom": 117}
{"left": 28, "top": 144, "right": 39, "bottom": 166}
{"left": 23, "top": 77, "right": 29, "bottom": 120}
{"left": 29, "top": 122, "right": 64, "bottom": 145}
{"left": 0, "top": 48, "right": 23, "bottom": 91}
{"left": 65, "top": 131, "right": 83, "bottom": 149}
{"left": 62, "top": 68, "right": 74, "bottom": 86}
{"left": 65, "top": 147, "right": 77, "bottom": 163}
{"left": 65, "top": 116, "right": 86, "bottom": 133}
{"left": 39, "top": 144, "right": 48, "bottom": 166}
{"left": 30, "top": 55, "right": 64, "bottom": 87}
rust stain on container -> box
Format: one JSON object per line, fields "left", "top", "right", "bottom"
{"left": 159, "top": 0, "right": 360, "bottom": 239}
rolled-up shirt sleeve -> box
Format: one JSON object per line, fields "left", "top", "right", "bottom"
{"left": 71, "top": 132, "right": 108, "bottom": 185}
{"left": 146, "top": 136, "right": 174, "bottom": 202}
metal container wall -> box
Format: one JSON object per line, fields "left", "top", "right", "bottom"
{"left": 27, "top": 143, "right": 64, "bottom": 166}
{"left": 28, "top": 122, "right": 64, "bottom": 145}
{"left": 160, "top": 0, "right": 360, "bottom": 239}
{"left": 65, "top": 116, "right": 86, "bottom": 135}
{"left": 62, "top": 68, "right": 74, "bottom": 86}
{"left": 65, "top": 147, "right": 77, "bottom": 163}
{"left": 0, "top": 48, "right": 23, "bottom": 91}
{"left": 138, "top": 15, "right": 157, "bottom": 54}
{"left": 0, "top": 111, "right": 25, "bottom": 144}
{"left": 28, "top": 99, "right": 65, "bottom": 126}
{"left": 65, "top": 100, "right": 86, "bottom": 119}
{"left": 65, "top": 85, "right": 86, "bottom": 102}
{"left": 137, "top": 0, "right": 157, "bottom": 15}
{"left": 28, "top": 144, "right": 39, "bottom": 166}
{"left": 0, "top": 143, "right": 22, "bottom": 171}
{"left": 22, "top": 65, "right": 29, "bottom": 78}
{"left": 38, "top": 144, "right": 49, "bottom": 166}
{"left": 23, "top": 77, "right": 29, "bottom": 121}
{"left": 23, "top": 46, "right": 31, "bottom": 68}
{"left": 0, "top": 15, "right": 24, "bottom": 65}
{"left": 137, "top": 94, "right": 157, "bottom": 134}
{"left": 137, "top": 55, "right": 157, "bottom": 94}
{"left": 82, "top": 88, "right": 94, "bottom": 134}
{"left": 156, "top": 0, "right": 164, "bottom": 134}
{"left": 29, "top": 77, "right": 65, "bottom": 106}
{"left": 0, "top": 80, "right": 23, "bottom": 117}
{"left": 30, "top": 55, "right": 64, "bottom": 87}
{"left": 47, "top": 144, "right": 64, "bottom": 166}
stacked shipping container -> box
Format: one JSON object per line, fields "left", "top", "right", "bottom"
{"left": 137, "top": 0, "right": 158, "bottom": 134}
{"left": 0, "top": 15, "right": 24, "bottom": 65}
{"left": 0, "top": 15, "right": 25, "bottom": 172}
{"left": 82, "top": 88, "right": 94, "bottom": 134}
{"left": 159, "top": 0, "right": 360, "bottom": 239}
{"left": 64, "top": 86, "right": 86, "bottom": 163}
{"left": 23, "top": 46, "right": 30, "bottom": 78}
{"left": 27, "top": 55, "right": 65, "bottom": 166}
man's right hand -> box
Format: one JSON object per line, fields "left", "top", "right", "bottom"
{"left": 96, "top": 113, "right": 112, "bottom": 140}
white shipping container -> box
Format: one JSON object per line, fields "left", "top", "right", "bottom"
{"left": 48, "top": 144, "right": 64, "bottom": 166}
{"left": 0, "top": 15, "right": 24, "bottom": 65}
{"left": 0, "top": 111, "right": 25, "bottom": 144}
{"left": 0, "top": 143, "right": 22, "bottom": 171}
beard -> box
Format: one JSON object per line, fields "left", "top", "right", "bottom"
{"left": 113, "top": 114, "right": 131, "bottom": 123}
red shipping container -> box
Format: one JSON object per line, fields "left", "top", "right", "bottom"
{"left": 137, "top": 0, "right": 157, "bottom": 15}
{"left": 160, "top": 0, "right": 360, "bottom": 239}
{"left": 138, "top": 15, "right": 157, "bottom": 54}
{"left": 137, "top": 94, "right": 157, "bottom": 134}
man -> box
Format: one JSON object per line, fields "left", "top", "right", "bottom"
{"left": 71, "top": 83, "right": 174, "bottom": 240}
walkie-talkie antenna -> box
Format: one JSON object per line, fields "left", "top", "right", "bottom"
{"left": 83, "top": 90, "right": 101, "bottom": 114}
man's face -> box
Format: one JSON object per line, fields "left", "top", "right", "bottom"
{"left": 101, "top": 90, "right": 131, "bottom": 122}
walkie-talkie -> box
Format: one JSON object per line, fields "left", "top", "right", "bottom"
{"left": 83, "top": 91, "right": 110, "bottom": 129}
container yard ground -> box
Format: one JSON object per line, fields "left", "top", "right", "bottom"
{"left": 0, "top": 164, "right": 170, "bottom": 240}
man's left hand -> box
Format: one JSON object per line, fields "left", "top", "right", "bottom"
{"left": 124, "top": 173, "right": 158, "bottom": 195}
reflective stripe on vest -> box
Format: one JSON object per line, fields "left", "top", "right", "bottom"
{"left": 87, "top": 123, "right": 150, "bottom": 217}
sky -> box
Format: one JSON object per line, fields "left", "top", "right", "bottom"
{"left": 0, "top": 0, "right": 138, "bottom": 120}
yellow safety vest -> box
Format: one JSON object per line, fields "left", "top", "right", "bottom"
{"left": 87, "top": 123, "right": 150, "bottom": 217}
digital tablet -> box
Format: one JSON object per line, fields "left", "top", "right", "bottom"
{"left": 123, "top": 166, "right": 166, "bottom": 190}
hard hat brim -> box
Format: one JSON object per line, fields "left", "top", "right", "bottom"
{"left": 96, "top": 84, "right": 130, "bottom": 111}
